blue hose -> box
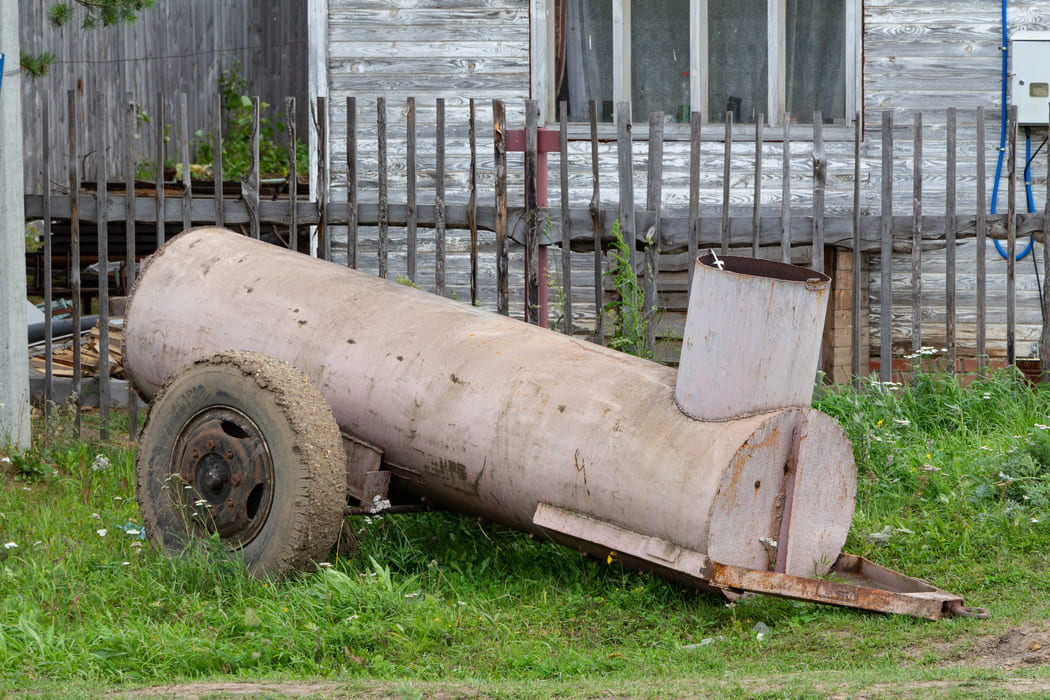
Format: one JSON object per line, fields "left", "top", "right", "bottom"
{"left": 0, "top": 54, "right": 4, "bottom": 95}
{"left": 992, "top": 0, "right": 1036, "bottom": 260}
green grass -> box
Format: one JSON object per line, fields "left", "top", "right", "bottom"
{"left": 3, "top": 367, "right": 1050, "bottom": 697}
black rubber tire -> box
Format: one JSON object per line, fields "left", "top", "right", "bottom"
{"left": 136, "top": 351, "right": 346, "bottom": 578}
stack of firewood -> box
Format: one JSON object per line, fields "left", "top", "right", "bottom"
{"left": 30, "top": 322, "right": 125, "bottom": 379}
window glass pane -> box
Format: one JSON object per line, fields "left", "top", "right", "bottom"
{"left": 630, "top": 0, "right": 690, "bottom": 123}
{"left": 708, "top": 0, "right": 767, "bottom": 124}
{"left": 557, "top": 0, "right": 614, "bottom": 122}
{"left": 786, "top": 0, "right": 846, "bottom": 123}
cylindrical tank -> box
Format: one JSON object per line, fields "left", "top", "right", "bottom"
{"left": 123, "top": 228, "right": 855, "bottom": 582}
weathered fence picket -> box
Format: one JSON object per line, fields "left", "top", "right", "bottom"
{"left": 852, "top": 113, "right": 863, "bottom": 388}
{"left": 377, "top": 97, "right": 388, "bottom": 277}
{"left": 436, "top": 98, "right": 447, "bottom": 297}
{"left": 644, "top": 113, "right": 663, "bottom": 357}
{"left": 213, "top": 93, "right": 224, "bottom": 229}
{"left": 977, "top": 107, "right": 988, "bottom": 368}
{"left": 880, "top": 110, "right": 893, "bottom": 383}
{"left": 752, "top": 117, "right": 762, "bottom": 257}
{"left": 912, "top": 113, "right": 923, "bottom": 355}
{"left": 68, "top": 89, "right": 82, "bottom": 436}
{"left": 780, "top": 117, "right": 791, "bottom": 264}
{"left": 492, "top": 99, "right": 509, "bottom": 316}
{"left": 96, "top": 92, "right": 111, "bottom": 440}
{"left": 346, "top": 96, "right": 357, "bottom": 269}
{"left": 721, "top": 112, "right": 731, "bottom": 257}
{"left": 154, "top": 92, "right": 165, "bottom": 249}
{"left": 946, "top": 108, "right": 958, "bottom": 372}
{"left": 812, "top": 113, "right": 825, "bottom": 274}
{"left": 125, "top": 96, "right": 138, "bottom": 438}
{"left": 589, "top": 100, "right": 603, "bottom": 344}
{"left": 468, "top": 98, "right": 479, "bottom": 307}
{"left": 559, "top": 101, "right": 572, "bottom": 333}
{"left": 1008, "top": 106, "right": 1018, "bottom": 365}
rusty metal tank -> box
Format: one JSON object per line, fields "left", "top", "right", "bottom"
{"left": 123, "top": 228, "right": 981, "bottom": 618}
{"left": 123, "top": 227, "right": 853, "bottom": 582}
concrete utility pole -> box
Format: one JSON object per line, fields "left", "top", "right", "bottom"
{"left": 0, "top": 3, "right": 31, "bottom": 450}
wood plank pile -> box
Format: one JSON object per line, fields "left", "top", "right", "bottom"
{"left": 30, "top": 322, "right": 125, "bottom": 379}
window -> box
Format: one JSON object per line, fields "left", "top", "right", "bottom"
{"left": 550, "top": 0, "right": 859, "bottom": 127}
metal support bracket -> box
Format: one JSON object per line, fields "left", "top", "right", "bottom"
{"left": 533, "top": 502, "right": 986, "bottom": 620}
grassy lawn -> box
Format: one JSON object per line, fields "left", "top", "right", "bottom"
{"left": 3, "top": 365, "right": 1050, "bottom": 698}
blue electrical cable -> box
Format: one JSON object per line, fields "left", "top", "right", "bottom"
{"left": 0, "top": 54, "right": 4, "bottom": 95}
{"left": 992, "top": 0, "right": 1036, "bottom": 260}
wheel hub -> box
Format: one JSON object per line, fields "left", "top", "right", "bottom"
{"left": 171, "top": 407, "right": 275, "bottom": 547}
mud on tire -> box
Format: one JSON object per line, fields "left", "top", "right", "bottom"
{"left": 135, "top": 351, "right": 346, "bottom": 578}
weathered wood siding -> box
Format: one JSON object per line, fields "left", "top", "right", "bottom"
{"left": 863, "top": 1, "right": 1050, "bottom": 358}
{"left": 19, "top": 0, "right": 308, "bottom": 192}
{"left": 318, "top": 0, "right": 1050, "bottom": 355}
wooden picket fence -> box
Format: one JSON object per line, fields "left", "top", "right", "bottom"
{"left": 23, "top": 90, "right": 1050, "bottom": 440}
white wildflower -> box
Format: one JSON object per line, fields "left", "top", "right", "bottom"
{"left": 318, "top": 562, "right": 332, "bottom": 568}
{"left": 1032, "top": 518, "right": 1040, "bottom": 524}
{"left": 893, "top": 418, "right": 911, "bottom": 426}
{"left": 1036, "top": 424, "right": 1050, "bottom": 431}
{"left": 91, "top": 454, "right": 111, "bottom": 472}
{"left": 369, "top": 495, "right": 392, "bottom": 514}
{"left": 3, "top": 542, "right": 17, "bottom": 549}
{"left": 96, "top": 528, "right": 108, "bottom": 537}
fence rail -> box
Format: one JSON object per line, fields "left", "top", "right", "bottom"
{"left": 23, "top": 90, "right": 1050, "bottom": 441}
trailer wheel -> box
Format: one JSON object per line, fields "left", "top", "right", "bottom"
{"left": 135, "top": 351, "right": 346, "bottom": 578}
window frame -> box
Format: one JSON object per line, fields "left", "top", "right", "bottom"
{"left": 534, "top": 0, "right": 862, "bottom": 137}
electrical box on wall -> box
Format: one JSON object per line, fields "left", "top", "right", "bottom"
{"left": 1012, "top": 31, "right": 1050, "bottom": 126}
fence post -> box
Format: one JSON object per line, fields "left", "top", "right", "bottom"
{"left": 880, "top": 110, "right": 894, "bottom": 383}
{"left": 436, "top": 98, "right": 447, "bottom": 296}
{"left": 911, "top": 113, "right": 923, "bottom": 355}
{"left": 781, "top": 115, "right": 791, "bottom": 264}
{"left": 590, "top": 101, "right": 604, "bottom": 343}
{"left": 525, "top": 99, "right": 540, "bottom": 324}
{"left": 977, "top": 107, "right": 987, "bottom": 369}
{"left": 492, "top": 100, "right": 509, "bottom": 316}
{"left": 559, "top": 100, "right": 572, "bottom": 334}
{"left": 721, "top": 111, "right": 732, "bottom": 256}
{"left": 1007, "top": 105, "right": 1017, "bottom": 366}
{"left": 96, "top": 91, "right": 110, "bottom": 439}
{"left": 945, "top": 107, "right": 957, "bottom": 372}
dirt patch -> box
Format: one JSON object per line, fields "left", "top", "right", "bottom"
{"left": 905, "top": 624, "right": 1050, "bottom": 670}
{"left": 965, "top": 625, "right": 1050, "bottom": 668}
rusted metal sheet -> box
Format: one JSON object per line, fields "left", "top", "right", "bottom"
{"left": 703, "top": 554, "right": 985, "bottom": 621}
{"left": 675, "top": 254, "right": 830, "bottom": 422}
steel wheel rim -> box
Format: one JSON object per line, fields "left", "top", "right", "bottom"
{"left": 170, "top": 406, "right": 275, "bottom": 547}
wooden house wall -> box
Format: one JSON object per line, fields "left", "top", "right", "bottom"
{"left": 19, "top": 0, "right": 308, "bottom": 193}
{"left": 316, "top": 1, "right": 1050, "bottom": 355}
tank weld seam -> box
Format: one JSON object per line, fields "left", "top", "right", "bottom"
{"left": 672, "top": 394, "right": 807, "bottom": 423}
